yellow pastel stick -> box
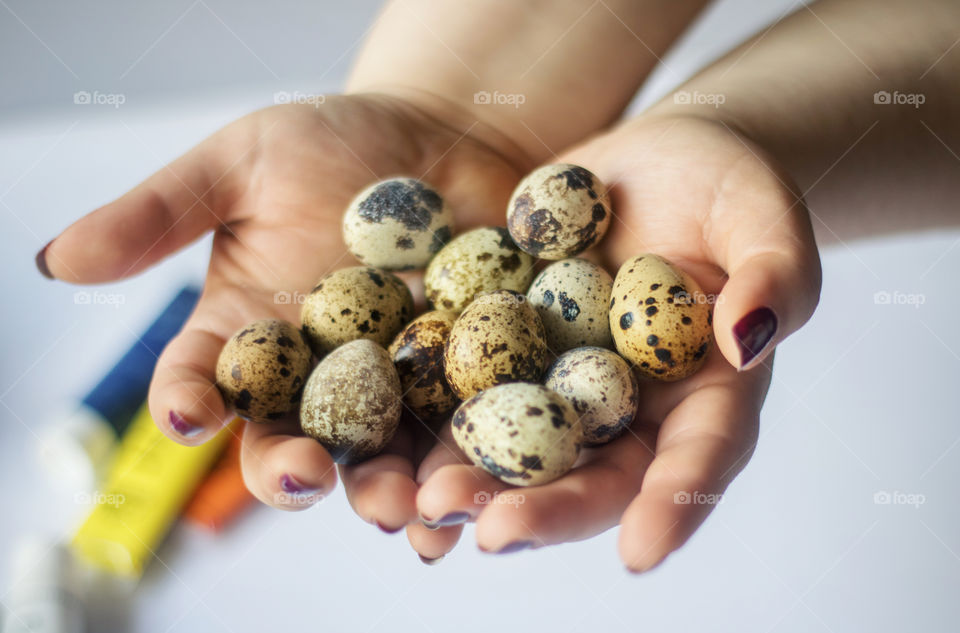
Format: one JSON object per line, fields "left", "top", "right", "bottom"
{"left": 71, "top": 404, "right": 236, "bottom": 578}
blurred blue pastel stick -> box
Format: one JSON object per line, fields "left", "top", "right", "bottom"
{"left": 39, "top": 286, "right": 200, "bottom": 491}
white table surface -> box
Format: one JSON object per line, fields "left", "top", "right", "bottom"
{"left": 2, "top": 1, "right": 960, "bottom": 631}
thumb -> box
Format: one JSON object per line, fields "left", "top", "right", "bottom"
{"left": 711, "top": 160, "right": 822, "bottom": 370}
{"left": 36, "top": 131, "right": 243, "bottom": 284}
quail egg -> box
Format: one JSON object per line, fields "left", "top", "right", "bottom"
{"left": 544, "top": 347, "right": 639, "bottom": 446}
{"left": 388, "top": 310, "right": 460, "bottom": 424}
{"left": 609, "top": 254, "right": 713, "bottom": 380}
{"left": 452, "top": 383, "right": 582, "bottom": 486}
{"left": 215, "top": 319, "right": 313, "bottom": 423}
{"left": 342, "top": 177, "right": 454, "bottom": 270}
{"left": 301, "top": 266, "right": 414, "bottom": 357}
{"left": 424, "top": 227, "right": 535, "bottom": 313}
{"left": 527, "top": 258, "right": 613, "bottom": 354}
{"left": 507, "top": 164, "right": 611, "bottom": 259}
{"left": 444, "top": 290, "right": 548, "bottom": 400}
{"left": 300, "top": 339, "right": 402, "bottom": 464}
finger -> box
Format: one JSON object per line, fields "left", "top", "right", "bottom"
{"left": 339, "top": 425, "right": 419, "bottom": 533}
{"left": 710, "top": 154, "right": 822, "bottom": 370}
{"left": 472, "top": 427, "right": 657, "bottom": 554}
{"left": 618, "top": 363, "right": 769, "bottom": 573}
{"left": 405, "top": 523, "right": 464, "bottom": 565}
{"left": 416, "top": 464, "right": 511, "bottom": 528}
{"left": 240, "top": 419, "right": 338, "bottom": 511}
{"left": 40, "top": 131, "right": 240, "bottom": 283}
{"left": 412, "top": 420, "right": 471, "bottom": 485}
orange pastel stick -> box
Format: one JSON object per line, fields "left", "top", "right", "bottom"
{"left": 183, "top": 428, "right": 255, "bottom": 532}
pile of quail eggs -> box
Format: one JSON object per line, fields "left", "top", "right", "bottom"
{"left": 215, "top": 168, "right": 714, "bottom": 485}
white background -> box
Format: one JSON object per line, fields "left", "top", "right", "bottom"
{"left": 2, "top": 0, "right": 959, "bottom": 631}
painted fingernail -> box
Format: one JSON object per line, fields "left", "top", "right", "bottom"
{"left": 422, "top": 511, "right": 470, "bottom": 530}
{"left": 418, "top": 553, "right": 444, "bottom": 566}
{"left": 169, "top": 411, "right": 203, "bottom": 438}
{"left": 279, "top": 473, "right": 322, "bottom": 496}
{"left": 733, "top": 307, "right": 778, "bottom": 369}
{"left": 35, "top": 241, "right": 54, "bottom": 279}
{"left": 375, "top": 521, "right": 404, "bottom": 535}
{"left": 492, "top": 540, "right": 532, "bottom": 555}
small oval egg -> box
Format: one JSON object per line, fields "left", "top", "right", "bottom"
{"left": 388, "top": 310, "right": 460, "bottom": 424}
{"left": 301, "top": 266, "right": 414, "bottom": 357}
{"left": 444, "top": 290, "right": 548, "bottom": 400}
{"left": 215, "top": 319, "right": 313, "bottom": 423}
{"left": 527, "top": 258, "right": 613, "bottom": 354}
{"left": 544, "top": 347, "right": 639, "bottom": 446}
{"left": 424, "top": 227, "right": 536, "bottom": 313}
{"left": 507, "top": 163, "right": 611, "bottom": 260}
{"left": 609, "top": 254, "right": 713, "bottom": 380}
{"left": 342, "top": 177, "right": 454, "bottom": 270}
{"left": 452, "top": 383, "right": 582, "bottom": 486}
{"left": 300, "top": 339, "right": 402, "bottom": 464}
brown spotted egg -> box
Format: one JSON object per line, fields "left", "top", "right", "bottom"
{"left": 443, "top": 290, "right": 548, "bottom": 400}
{"left": 609, "top": 255, "right": 713, "bottom": 381}
{"left": 452, "top": 383, "right": 582, "bottom": 486}
{"left": 388, "top": 310, "right": 460, "bottom": 424}
{"left": 507, "top": 164, "right": 611, "bottom": 260}
{"left": 544, "top": 347, "right": 639, "bottom": 446}
{"left": 215, "top": 319, "right": 313, "bottom": 423}
{"left": 300, "top": 339, "right": 402, "bottom": 464}
{"left": 527, "top": 258, "right": 613, "bottom": 354}
{"left": 342, "top": 177, "right": 454, "bottom": 270}
{"left": 424, "top": 227, "right": 536, "bottom": 313}
{"left": 301, "top": 266, "right": 414, "bottom": 357}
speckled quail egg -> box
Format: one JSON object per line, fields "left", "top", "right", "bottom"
{"left": 507, "top": 164, "right": 611, "bottom": 260}
{"left": 424, "top": 227, "right": 536, "bottom": 313}
{"left": 342, "top": 177, "right": 454, "bottom": 270}
{"left": 444, "top": 290, "right": 548, "bottom": 400}
{"left": 609, "top": 254, "right": 713, "bottom": 381}
{"left": 215, "top": 319, "right": 313, "bottom": 423}
{"left": 452, "top": 383, "right": 582, "bottom": 486}
{"left": 300, "top": 339, "right": 402, "bottom": 464}
{"left": 301, "top": 266, "right": 414, "bottom": 357}
{"left": 544, "top": 347, "right": 639, "bottom": 446}
{"left": 388, "top": 310, "right": 460, "bottom": 424}
{"left": 527, "top": 258, "right": 613, "bottom": 354}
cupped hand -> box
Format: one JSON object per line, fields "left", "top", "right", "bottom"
{"left": 413, "top": 114, "right": 822, "bottom": 570}
{"left": 42, "top": 94, "right": 530, "bottom": 552}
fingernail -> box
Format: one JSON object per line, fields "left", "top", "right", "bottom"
{"left": 418, "top": 553, "right": 444, "bottom": 566}
{"left": 733, "top": 307, "right": 778, "bottom": 370}
{"left": 422, "top": 511, "right": 470, "bottom": 530}
{"left": 35, "top": 241, "right": 54, "bottom": 279}
{"left": 625, "top": 554, "right": 668, "bottom": 575}
{"left": 490, "top": 540, "right": 532, "bottom": 555}
{"left": 279, "top": 473, "right": 322, "bottom": 496}
{"left": 375, "top": 521, "right": 404, "bottom": 535}
{"left": 169, "top": 411, "right": 204, "bottom": 438}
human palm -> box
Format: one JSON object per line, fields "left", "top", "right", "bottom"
{"left": 45, "top": 98, "right": 820, "bottom": 571}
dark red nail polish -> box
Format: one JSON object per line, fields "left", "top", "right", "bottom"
{"left": 733, "top": 307, "right": 778, "bottom": 369}
{"left": 35, "top": 241, "right": 54, "bottom": 279}
{"left": 375, "top": 521, "right": 404, "bottom": 535}
{"left": 422, "top": 511, "right": 470, "bottom": 530}
{"left": 279, "top": 473, "right": 321, "bottom": 495}
{"left": 418, "top": 553, "right": 444, "bottom": 566}
{"left": 168, "top": 411, "right": 203, "bottom": 438}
